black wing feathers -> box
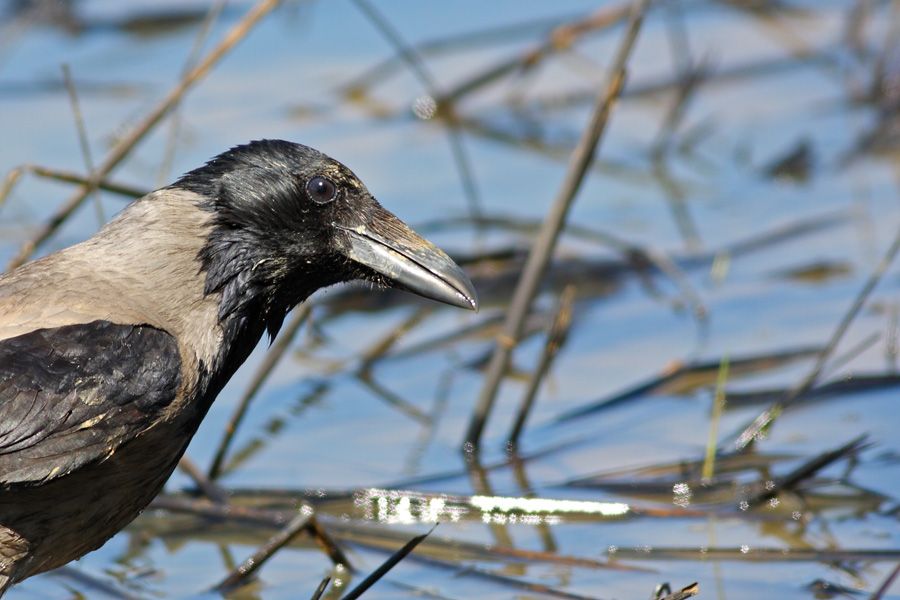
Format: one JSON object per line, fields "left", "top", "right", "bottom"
{"left": 0, "top": 321, "right": 181, "bottom": 486}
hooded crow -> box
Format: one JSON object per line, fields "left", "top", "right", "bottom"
{"left": 0, "top": 139, "right": 477, "bottom": 593}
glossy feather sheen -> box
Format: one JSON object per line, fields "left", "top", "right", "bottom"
{"left": 0, "top": 321, "right": 181, "bottom": 485}
{"left": 0, "top": 322, "right": 182, "bottom": 584}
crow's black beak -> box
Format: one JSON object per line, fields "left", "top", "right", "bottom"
{"left": 337, "top": 206, "right": 478, "bottom": 311}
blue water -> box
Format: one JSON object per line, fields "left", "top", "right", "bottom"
{"left": 2, "top": 1, "right": 900, "bottom": 598}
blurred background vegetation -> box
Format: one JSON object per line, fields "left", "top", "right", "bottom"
{"left": 2, "top": 0, "right": 900, "bottom": 598}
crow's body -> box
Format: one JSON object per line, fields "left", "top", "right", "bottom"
{"left": 0, "top": 140, "right": 476, "bottom": 593}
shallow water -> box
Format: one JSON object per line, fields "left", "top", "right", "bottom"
{"left": 2, "top": 0, "right": 900, "bottom": 598}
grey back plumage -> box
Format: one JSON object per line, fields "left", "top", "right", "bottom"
{"left": 0, "top": 188, "right": 223, "bottom": 393}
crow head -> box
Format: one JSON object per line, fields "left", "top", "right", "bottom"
{"left": 174, "top": 139, "right": 477, "bottom": 341}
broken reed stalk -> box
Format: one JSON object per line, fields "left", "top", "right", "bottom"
{"left": 701, "top": 354, "right": 729, "bottom": 482}
{"left": 507, "top": 285, "right": 576, "bottom": 448}
{"left": 340, "top": 525, "right": 435, "bottom": 600}
{"left": 734, "top": 224, "right": 900, "bottom": 450}
{"left": 656, "top": 582, "right": 700, "bottom": 600}
{"left": 746, "top": 434, "right": 869, "bottom": 508}
{"left": 552, "top": 344, "right": 824, "bottom": 423}
{"left": 870, "top": 561, "right": 900, "bottom": 600}
{"left": 208, "top": 303, "right": 312, "bottom": 480}
{"left": 350, "top": 0, "right": 483, "bottom": 220}
{"left": 436, "top": 1, "right": 636, "bottom": 106}
{"left": 819, "top": 331, "right": 880, "bottom": 380}
{"left": 635, "top": 244, "right": 706, "bottom": 320}
{"left": 355, "top": 372, "right": 431, "bottom": 424}
{"left": 0, "top": 167, "right": 23, "bottom": 208}
{"left": 215, "top": 509, "right": 313, "bottom": 592}
{"left": 61, "top": 63, "right": 104, "bottom": 225}
{"left": 177, "top": 454, "right": 229, "bottom": 504}
{"left": 351, "top": 0, "right": 437, "bottom": 91}
{"left": 463, "top": 0, "right": 650, "bottom": 451}
{"left": 358, "top": 306, "right": 431, "bottom": 373}
{"left": 0, "top": 163, "right": 144, "bottom": 223}
{"left": 25, "top": 165, "right": 148, "bottom": 199}
{"left": 157, "top": 0, "right": 227, "bottom": 187}
{"left": 5, "top": 0, "right": 283, "bottom": 272}
{"left": 527, "top": 46, "right": 835, "bottom": 120}
{"left": 650, "top": 0, "right": 698, "bottom": 158}
{"left": 306, "top": 514, "right": 353, "bottom": 568}
{"left": 421, "top": 212, "right": 706, "bottom": 319}
{"left": 158, "top": 496, "right": 350, "bottom": 572}
{"left": 208, "top": 304, "right": 432, "bottom": 479}
{"left": 340, "top": 12, "right": 582, "bottom": 94}
{"left": 612, "top": 547, "right": 900, "bottom": 561}
{"left": 309, "top": 576, "right": 331, "bottom": 600}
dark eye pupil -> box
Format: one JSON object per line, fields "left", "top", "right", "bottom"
{"left": 307, "top": 176, "right": 336, "bottom": 203}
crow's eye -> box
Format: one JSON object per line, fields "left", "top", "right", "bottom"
{"left": 306, "top": 176, "right": 337, "bottom": 204}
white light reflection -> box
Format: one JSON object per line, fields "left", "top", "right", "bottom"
{"left": 470, "top": 495, "right": 630, "bottom": 517}
{"left": 412, "top": 95, "right": 437, "bottom": 120}
{"left": 356, "top": 488, "right": 630, "bottom": 525}
{"left": 672, "top": 482, "right": 692, "bottom": 507}
{"left": 356, "top": 488, "right": 465, "bottom": 524}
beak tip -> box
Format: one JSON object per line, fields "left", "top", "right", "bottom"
{"left": 454, "top": 295, "right": 479, "bottom": 312}
{"left": 416, "top": 266, "right": 479, "bottom": 313}
{"left": 426, "top": 274, "right": 478, "bottom": 312}
{"left": 445, "top": 269, "right": 478, "bottom": 312}
{"left": 461, "top": 288, "right": 479, "bottom": 313}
